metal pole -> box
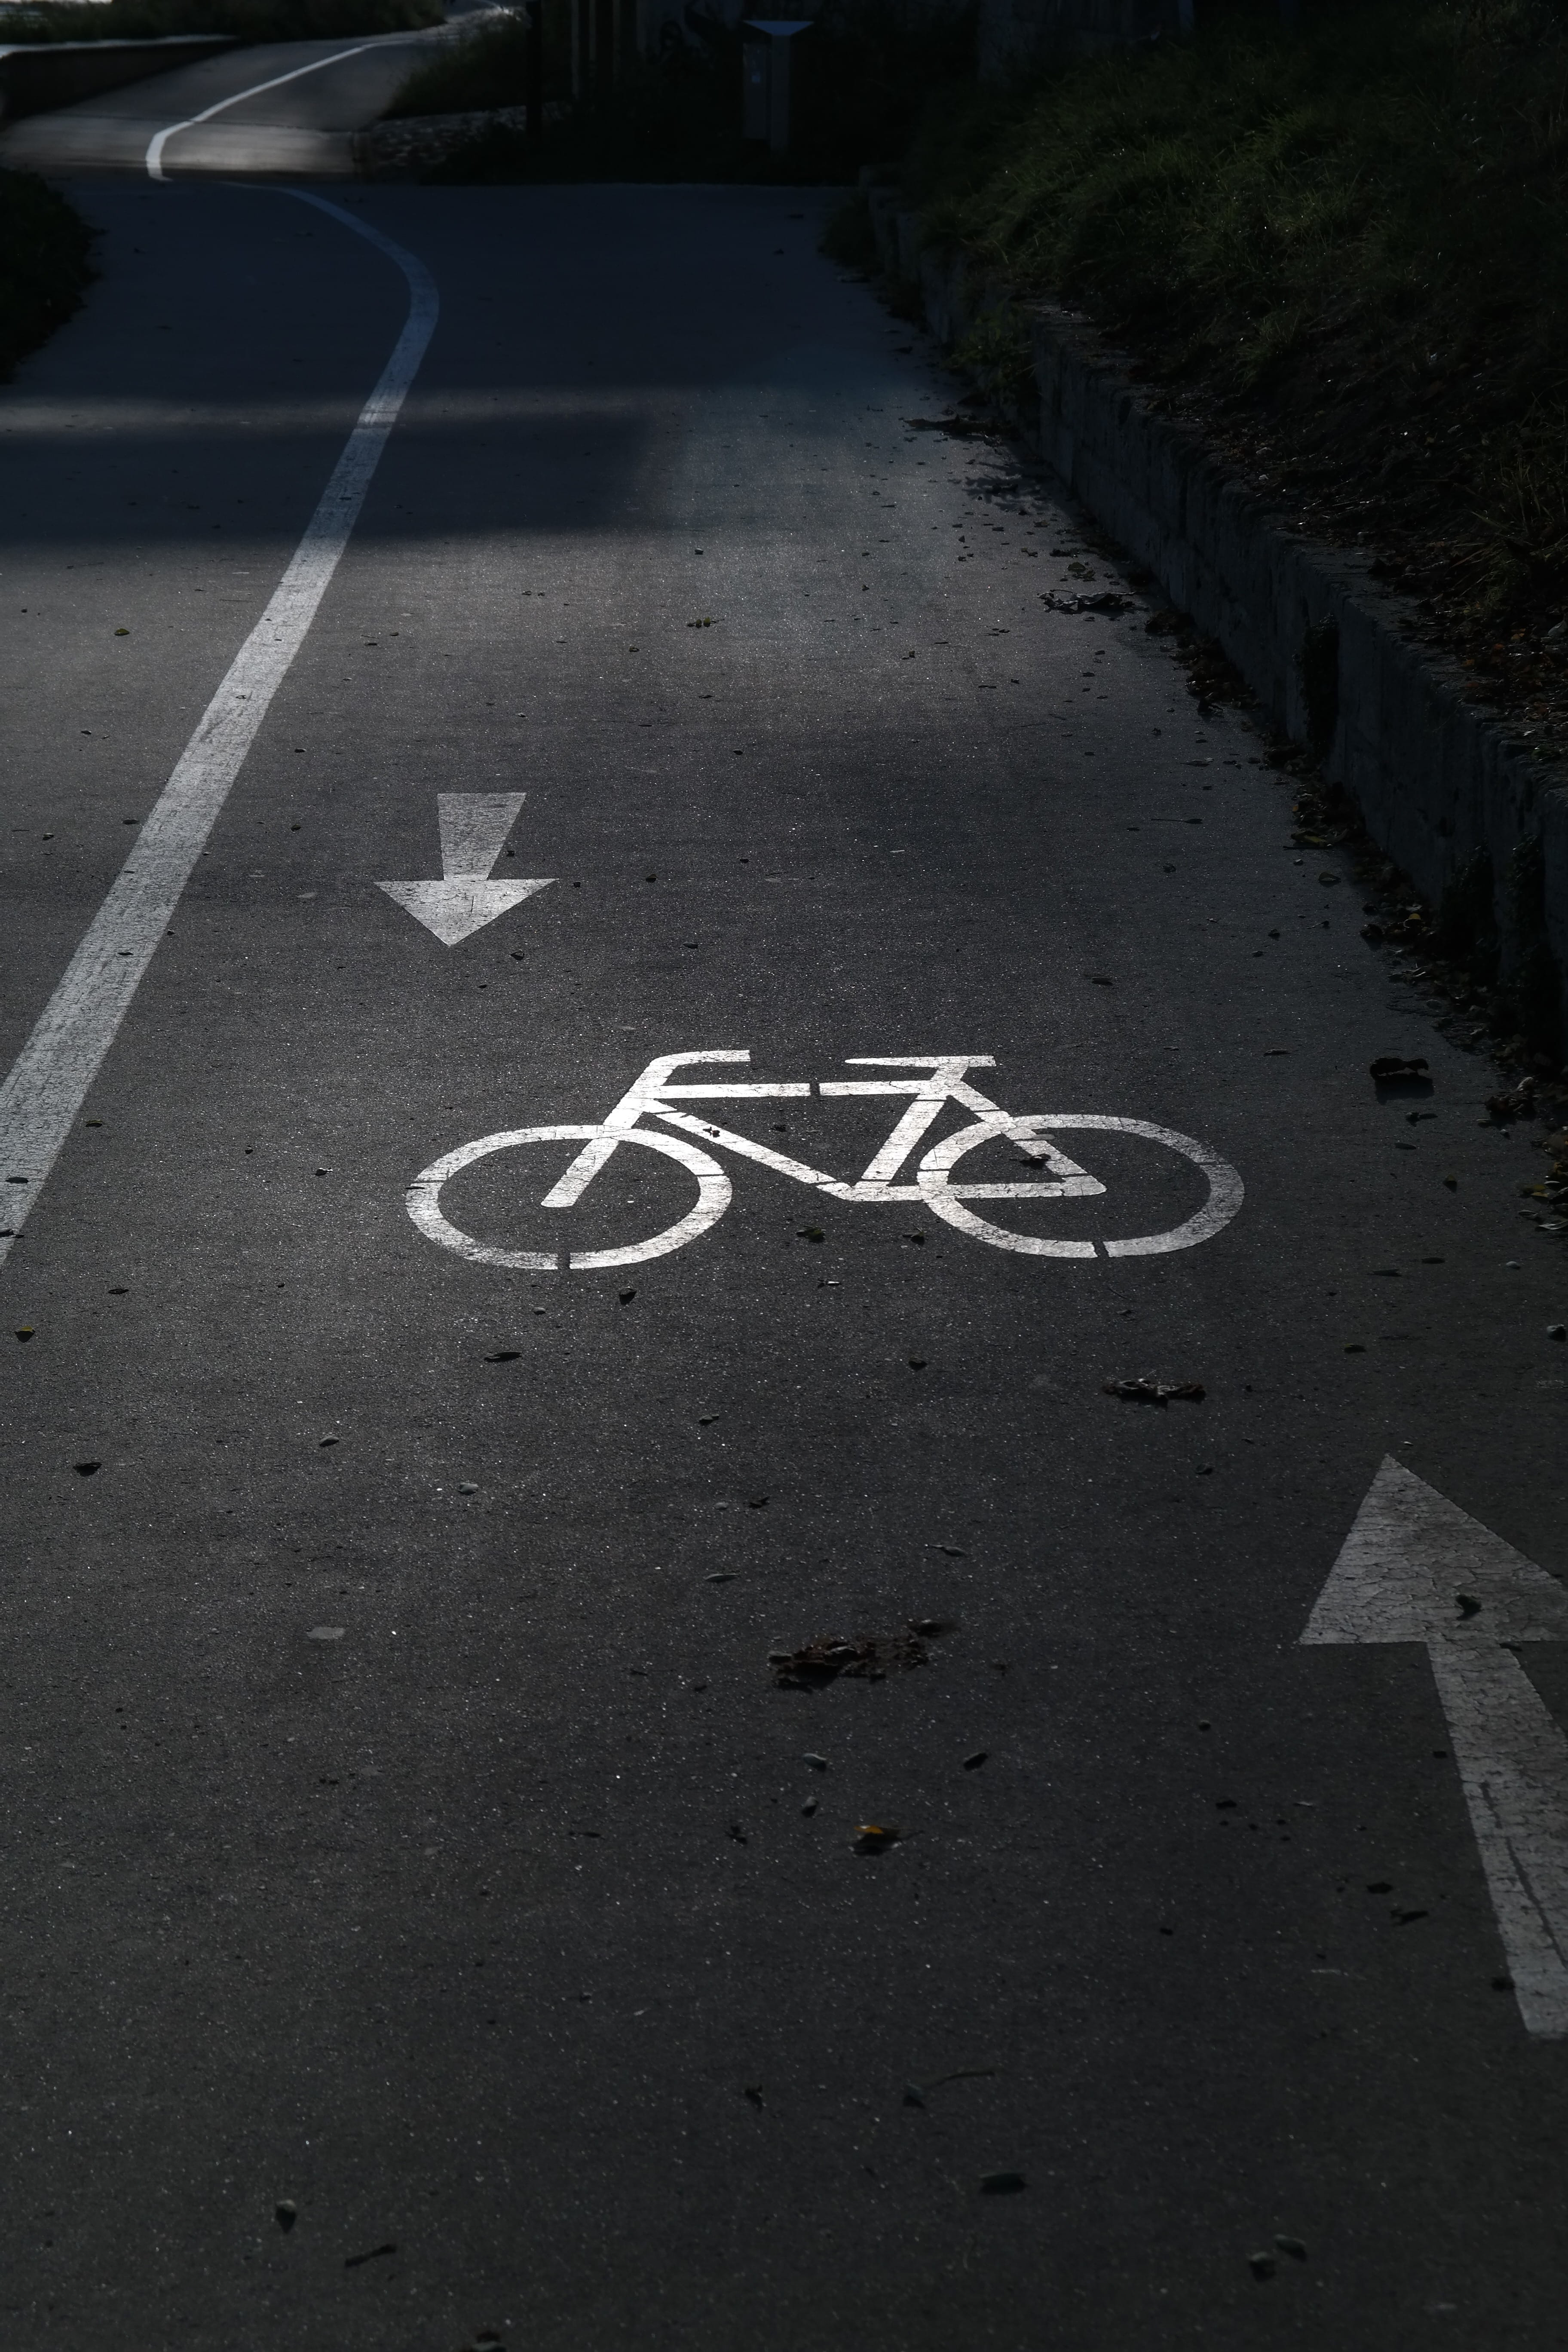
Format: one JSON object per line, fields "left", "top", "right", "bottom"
{"left": 526, "top": 0, "right": 544, "bottom": 145}
{"left": 768, "top": 31, "right": 790, "bottom": 156}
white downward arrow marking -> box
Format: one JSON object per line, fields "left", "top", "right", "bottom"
{"left": 1303, "top": 1457, "right": 1568, "bottom": 2036}
{"left": 377, "top": 792, "right": 554, "bottom": 946}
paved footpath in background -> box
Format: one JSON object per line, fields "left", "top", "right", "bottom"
{"left": 0, "top": 34, "right": 447, "bottom": 176}
{"left": 0, "top": 180, "right": 1565, "bottom": 2351}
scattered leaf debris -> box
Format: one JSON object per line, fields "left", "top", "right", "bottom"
{"left": 913, "top": 2066, "right": 997, "bottom": 2102}
{"left": 769, "top": 1628, "right": 938, "bottom": 1686}
{"left": 1039, "top": 589, "right": 1132, "bottom": 616}
{"left": 1487, "top": 1077, "right": 1537, "bottom": 1121}
{"left": 904, "top": 412, "right": 1000, "bottom": 439}
{"left": 1102, "top": 1377, "right": 1206, "bottom": 1404}
{"left": 853, "top": 1822, "right": 901, "bottom": 1854}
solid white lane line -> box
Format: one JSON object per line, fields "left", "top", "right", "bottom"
{"left": 145, "top": 42, "right": 402, "bottom": 179}
{"left": 0, "top": 193, "right": 437, "bottom": 1271}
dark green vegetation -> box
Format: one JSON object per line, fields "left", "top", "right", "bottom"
{"left": 0, "top": 169, "right": 92, "bottom": 383}
{"left": 385, "top": 3, "right": 535, "bottom": 115}
{"left": 826, "top": 0, "right": 1568, "bottom": 1051}
{"left": 873, "top": 0, "right": 1568, "bottom": 738}
{"left": 2, "top": 0, "right": 438, "bottom": 40}
{"left": 415, "top": 0, "right": 974, "bottom": 184}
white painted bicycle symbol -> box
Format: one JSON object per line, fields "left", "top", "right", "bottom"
{"left": 407, "top": 1052, "right": 1243, "bottom": 1273}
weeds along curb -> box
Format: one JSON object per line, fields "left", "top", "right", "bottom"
{"left": 868, "top": 194, "right": 1568, "bottom": 1048}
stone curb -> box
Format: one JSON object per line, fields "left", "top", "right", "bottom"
{"left": 870, "top": 193, "right": 1568, "bottom": 1036}
{"left": 355, "top": 103, "right": 526, "bottom": 176}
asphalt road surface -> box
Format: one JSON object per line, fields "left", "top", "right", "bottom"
{"left": 0, "top": 33, "right": 445, "bottom": 175}
{"left": 2, "top": 179, "right": 1566, "bottom": 2352}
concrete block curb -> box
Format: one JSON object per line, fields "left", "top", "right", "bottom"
{"left": 871, "top": 193, "right": 1568, "bottom": 1039}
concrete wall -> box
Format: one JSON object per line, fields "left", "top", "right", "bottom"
{"left": 0, "top": 35, "right": 236, "bottom": 121}
{"left": 873, "top": 195, "right": 1568, "bottom": 1038}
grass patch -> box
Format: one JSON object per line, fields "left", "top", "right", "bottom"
{"left": 0, "top": 168, "right": 93, "bottom": 381}
{"left": 419, "top": 0, "right": 974, "bottom": 184}
{"left": 1, "top": 0, "right": 440, "bottom": 41}
{"left": 384, "top": 3, "right": 534, "bottom": 115}
{"left": 893, "top": 0, "right": 1568, "bottom": 722}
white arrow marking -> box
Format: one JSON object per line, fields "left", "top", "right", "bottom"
{"left": 377, "top": 793, "right": 554, "bottom": 946}
{"left": 1303, "top": 1457, "right": 1568, "bottom": 2036}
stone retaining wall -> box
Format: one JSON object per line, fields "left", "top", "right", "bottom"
{"left": 355, "top": 103, "right": 526, "bottom": 175}
{"left": 871, "top": 193, "right": 1568, "bottom": 1037}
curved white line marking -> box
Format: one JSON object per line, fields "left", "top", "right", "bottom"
{"left": 0, "top": 193, "right": 437, "bottom": 1271}
{"left": 146, "top": 42, "right": 403, "bottom": 179}
{"left": 917, "top": 1114, "right": 1243, "bottom": 1257}
{"left": 407, "top": 1126, "right": 733, "bottom": 1272}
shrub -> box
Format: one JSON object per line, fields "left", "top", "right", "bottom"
{"left": 0, "top": 168, "right": 93, "bottom": 382}
{"left": 6, "top": 0, "right": 441, "bottom": 43}
{"left": 897, "top": 0, "right": 1568, "bottom": 631}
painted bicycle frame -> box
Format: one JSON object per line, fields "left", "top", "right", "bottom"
{"left": 407, "top": 1051, "right": 1244, "bottom": 1272}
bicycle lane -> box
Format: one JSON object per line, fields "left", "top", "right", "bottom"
{"left": 0, "top": 181, "right": 1565, "bottom": 2349}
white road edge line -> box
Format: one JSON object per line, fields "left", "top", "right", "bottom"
{"left": 0, "top": 192, "right": 437, "bottom": 1271}
{"left": 146, "top": 42, "right": 411, "bottom": 179}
